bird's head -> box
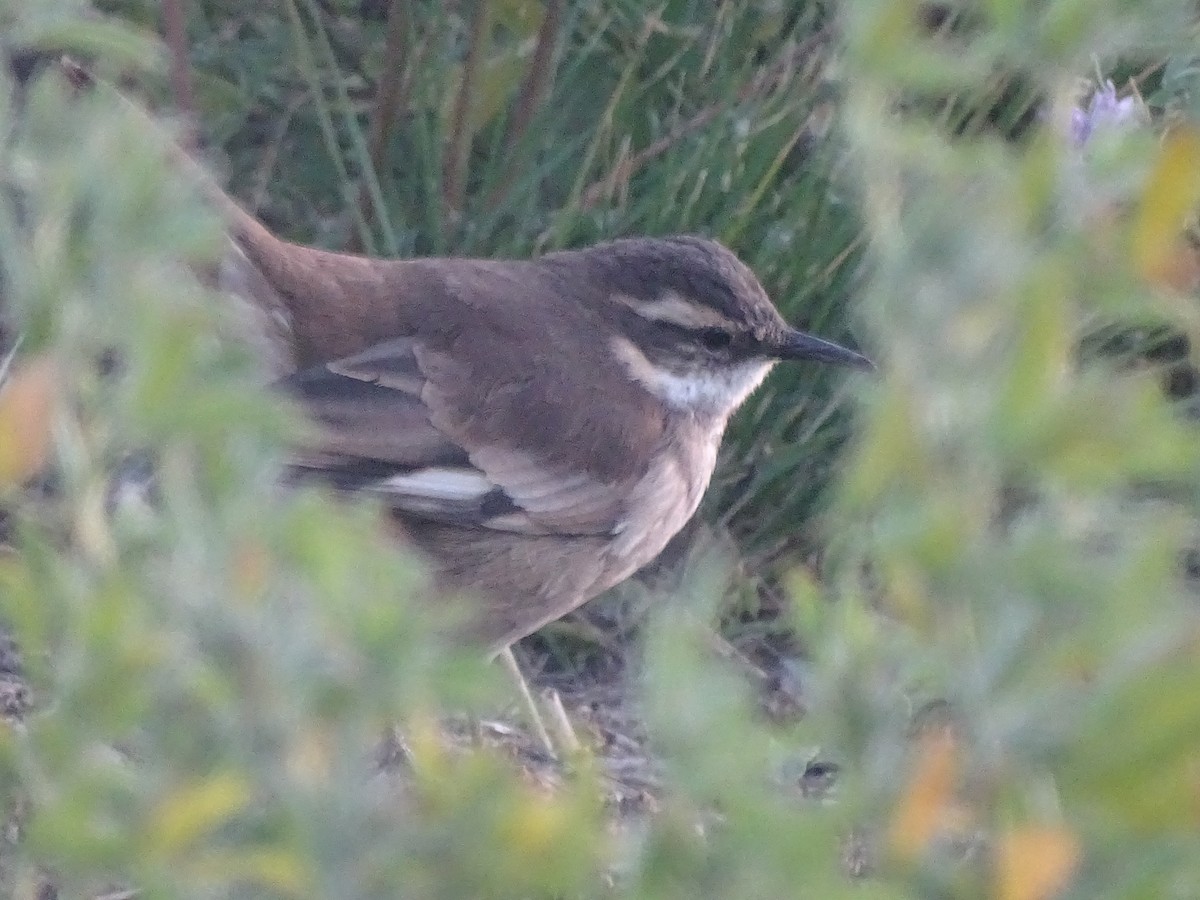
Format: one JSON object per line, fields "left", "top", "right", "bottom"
{"left": 576, "top": 235, "right": 872, "bottom": 419}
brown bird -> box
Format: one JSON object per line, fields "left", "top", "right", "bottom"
{"left": 6, "top": 61, "right": 871, "bottom": 655}
{"left": 211, "top": 201, "right": 871, "bottom": 655}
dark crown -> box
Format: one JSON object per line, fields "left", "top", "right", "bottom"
{"left": 550, "top": 236, "right": 789, "bottom": 334}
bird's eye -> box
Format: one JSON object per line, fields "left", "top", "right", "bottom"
{"left": 699, "top": 328, "right": 733, "bottom": 352}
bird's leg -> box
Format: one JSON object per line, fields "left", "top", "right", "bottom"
{"left": 545, "top": 688, "right": 582, "bottom": 755}
{"left": 498, "top": 645, "right": 556, "bottom": 757}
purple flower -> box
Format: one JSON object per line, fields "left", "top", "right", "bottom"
{"left": 1071, "top": 81, "right": 1144, "bottom": 146}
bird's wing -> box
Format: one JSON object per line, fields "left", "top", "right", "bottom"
{"left": 280, "top": 337, "right": 631, "bottom": 536}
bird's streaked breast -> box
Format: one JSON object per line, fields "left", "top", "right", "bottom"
{"left": 602, "top": 422, "right": 722, "bottom": 592}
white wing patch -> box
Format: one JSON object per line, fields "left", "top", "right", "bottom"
{"left": 380, "top": 466, "right": 494, "bottom": 502}
{"left": 350, "top": 453, "right": 624, "bottom": 537}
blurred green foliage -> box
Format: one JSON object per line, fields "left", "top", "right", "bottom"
{"left": 2, "top": 0, "right": 1200, "bottom": 898}
{"left": 818, "top": 0, "right": 1200, "bottom": 896}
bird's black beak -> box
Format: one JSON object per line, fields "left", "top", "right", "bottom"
{"left": 774, "top": 328, "right": 874, "bottom": 370}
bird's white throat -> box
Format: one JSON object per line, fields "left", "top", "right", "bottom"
{"left": 608, "top": 336, "right": 774, "bottom": 416}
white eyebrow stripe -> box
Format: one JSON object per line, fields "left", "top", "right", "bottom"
{"left": 615, "top": 290, "right": 737, "bottom": 331}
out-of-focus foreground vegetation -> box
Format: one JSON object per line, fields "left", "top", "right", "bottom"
{"left": 2, "top": 0, "right": 1200, "bottom": 897}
